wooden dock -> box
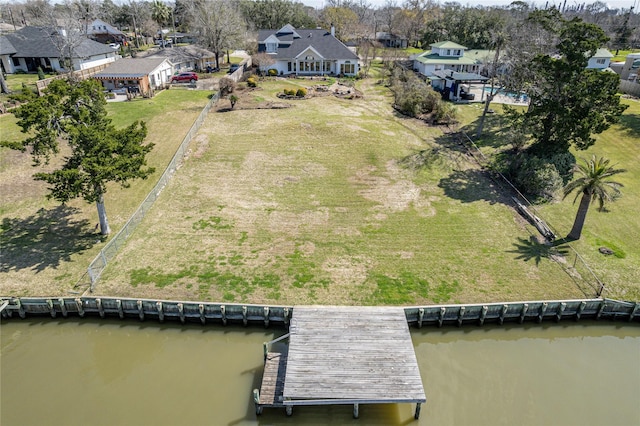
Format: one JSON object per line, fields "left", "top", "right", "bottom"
{"left": 254, "top": 306, "right": 426, "bottom": 419}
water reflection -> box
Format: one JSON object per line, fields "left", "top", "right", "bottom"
{"left": 1, "top": 319, "right": 639, "bottom": 426}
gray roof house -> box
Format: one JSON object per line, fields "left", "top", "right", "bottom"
{"left": 257, "top": 24, "right": 359, "bottom": 76}
{"left": 93, "top": 57, "right": 173, "bottom": 95}
{"left": 144, "top": 45, "right": 215, "bottom": 73}
{"left": 0, "top": 26, "right": 118, "bottom": 74}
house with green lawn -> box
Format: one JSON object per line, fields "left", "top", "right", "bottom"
{"left": 257, "top": 24, "right": 359, "bottom": 76}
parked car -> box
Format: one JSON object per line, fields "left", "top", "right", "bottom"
{"left": 171, "top": 72, "right": 198, "bottom": 83}
{"left": 228, "top": 63, "right": 240, "bottom": 73}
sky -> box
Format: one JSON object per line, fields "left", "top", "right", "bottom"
{"left": 300, "top": 0, "right": 636, "bottom": 11}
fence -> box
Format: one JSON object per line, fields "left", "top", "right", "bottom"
{"left": 1, "top": 297, "right": 637, "bottom": 325}
{"left": 227, "top": 57, "right": 252, "bottom": 83}
{"left": 452, "top": 129, "right": 606, "bottom": 298}
{"left": 35, "top": 62, "right": 114, "bottom": 95}
{"left": 619, "top": 80, "right": 640, "bottom": 97}
{"left": 87, "top": 91, "right": 220, "bottom": 289}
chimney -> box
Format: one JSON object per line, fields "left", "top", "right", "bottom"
{"left": 331, "top": 23, "right": 335, "bottom": 37}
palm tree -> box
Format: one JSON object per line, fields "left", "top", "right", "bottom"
{"left": 151, "top": 0, "right": 171, "bottom": 47}
{"left": 563, "top": 155, "right": 625, "bottom": 240}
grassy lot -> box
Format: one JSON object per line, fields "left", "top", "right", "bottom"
{"left": 96, "top": 78, "right": 585, "bottom": 305}
{"left": 3, "top": 72, "right": 638, "bottom": 304}
{"left": 0, "top": 89, "right": 212, "bottom": 296}
{"left": 611, "top": 49, "right": 640, "bottom": 62}
{"left": 456, "top": 98, "right": 640, "bottom": 302}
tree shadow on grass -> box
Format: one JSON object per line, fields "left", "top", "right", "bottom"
{"left": 0, "top": 205, "right": 99, "bottom": 273}
{"left": 617, "top": 112, "right": 640, "bottom": 138}
{"left": 507, "top": 236, "right": 570, "bottom": 266}
{"left": 437, "top": 168, "right": 510, "bottom": 205}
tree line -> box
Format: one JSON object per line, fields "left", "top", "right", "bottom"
{"left": 1, "top": 0, "right": 637, "bottom": 53}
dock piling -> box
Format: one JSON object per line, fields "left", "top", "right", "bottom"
{"left": 58, "top": 298, "right": 67, "bottom": 317}
{"left": 199, "top": 304, "right": 206, "bottom": 325}
{"left": 117, "top": 299, "right": 124, "bottom": 319}
{"left": 157, "top": 302, "right": 164, "bottom": 322}
{"left": 519, "top": 303, "right": 528, "bottom": 324}
{"left": 178, "top": 303, "right": 185, "bottom": 323}
{"left": 75, "top": 298, "right": 84, "bottom": 317}
{"left": 137, "top": 300, "right": 144, "bottom": 321}
{"left": 97, "top": 298, "right": 104, "bottom": 318}
{"left": 46, "top": 299, "right": 56, "bottom": 318}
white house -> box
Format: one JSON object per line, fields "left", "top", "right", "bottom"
{"left": 0, "top": 26, "right": 118, "bottom": 74}
{"left": 257, "top": 24, "right": 359, "bottom": 76}
{"left": 86, "top": 19, "right": 126, "bottom": 44}
{"left": 586, "top": 48, "right": 614, "bottom": 70}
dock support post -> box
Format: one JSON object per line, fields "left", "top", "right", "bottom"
{"left": 576, "top": 301, "right": 586, "bottom": 321}
{"left": 17, "top": 298, "right": 25, "bottom": 319}
{"left": 438, "top": 307, "right": 446, "bottom": 327}
{"left": 137, "top": 300, "right": 144, "bottom": 321}
{"left": 353, "top": 403, "right": 359, "bottom": 419}
{"left": 58, "top": 298, "right": 67, "bottom": 317}
{"left": 499, "top": 304, "right": 508, "bottom": 325}
{"left": 75, "top": 298, "right": 84, "bottom": 317}
{"left": 253, "top": 389, "right": 262, "bottom": 415}
{"left": 157, "top": 302, "right": 164, "bottom": 322}
{"left": 629, "top": 302, "right": 638, "bottom": 322}
{"left": 199, "top": 304, "right": 206, "bottom": 325}
{"left": 457, "top": 306, "right": 465, "bottom": 327}
{"left": 556, "top": 302, "right": 566, "bottom": 322}
{"left": 263, "top": 307, "right": 270, "bottom": 328}
{"left": 596, "top": 301, "right": 606, "bottom": 320}
{"left": 220, "top": 305, "right": 226, "bottom": 325}
{"left": 519, "top": 303, "right": 528, "bottom": 324}
{"left": 286, "top": 406, "right": 293, "bottom": 416}
{"left": 415, "top": 402, "right": 422, "bottom": 419}
{"left": 242, "top": 305, "right": 248, "bottom": 326}
{"left": 117, "top": 300, "right": 124, "bottom": 319}
{"left": 97, "top": 298, "right": 104, "bottom": 318}
{"left": 479, "top": 305, "right": 488, "bottom": 326}
{"left": 284, "top": 307, "right": 290, "bottom": 326}
{"left": 538, "top": 302, "right": 548, "bottom": 323}
{"left": 47, "top": 299, "right": 56, "bottom": 318}
{"left": 178, "top": 303, "right": 185, "bottom": 324}
{"left": 418, "top": 308, "right": 424, "bottom": 328}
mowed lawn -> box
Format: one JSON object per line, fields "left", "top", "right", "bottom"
{"left": 536, "top": 99, "right": 640, "bottom": 301}
{"left": 0, "top": 89, "right": 212, "bottom": 296}
{"left": 96, "top": 79, "right": 583, "bottom": 305}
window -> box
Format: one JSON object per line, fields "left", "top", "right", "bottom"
{"left": 454, "top": 49, "right": 461, "bottom": 56}
{"left": 266, "top": 42, "right": 277, "bottom": 53}
{"left": 446, "top": 49, "right": 451, "bottom": 56}
{"left": 340, "top": 62, "right": 354, "bottom": 74}
{"left": 11, "top": 57, "right": 19, "bottom": 66}
{"left": 596, "top": 58, "right": 606, "bottom": 65}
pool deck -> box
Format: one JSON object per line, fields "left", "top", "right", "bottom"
{"left": 254, "top": 306, "right": 426, "bottom": 419}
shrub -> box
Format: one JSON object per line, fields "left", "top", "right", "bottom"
{"left": 247, "top": 77, "right": 257, "bottom": 87}
{"left": 296, "top": 88, "right": 307, "bottom": 97}
{"left": 219, "top": 77, "right": 236, "bottom": 96}
{"left": 268, "top": 69, "right": 277, "bottom": 76}
{"left": 283, "top": 88, "right": 295, "bottom": 96}
{"left": 37, "top": 67, "right": 45, "bottom": 80}
{"left": 514, "top": 156, "right": 563, "bottom": 202}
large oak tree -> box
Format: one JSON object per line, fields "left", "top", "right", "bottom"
{"left": 505, "top": 12, "right": 628, "bottom": 157}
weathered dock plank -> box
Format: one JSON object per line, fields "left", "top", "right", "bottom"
{"left": 283, "top": 306, "right": 426, "bottom": 404}
{"left": 258, "top": 352, "right": 287, "bottom": 406}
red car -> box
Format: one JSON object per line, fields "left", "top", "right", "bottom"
{"left": 171, "top": 72, "right": 198, "bottom": 83}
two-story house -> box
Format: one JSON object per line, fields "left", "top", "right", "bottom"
{"left": 257, "top": 24, "right": 359, "bottom": 76}
{"left": 413, "top": 41, "right": 482, "bottom": 78}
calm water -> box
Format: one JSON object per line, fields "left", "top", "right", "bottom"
{"left": 1, "top": 318, "right": 639, "bottom": 426}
